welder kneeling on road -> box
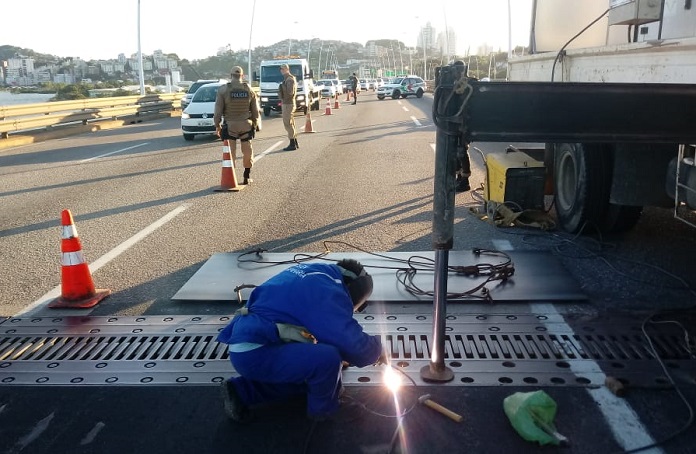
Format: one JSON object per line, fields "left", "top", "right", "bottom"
{"left": 217, "top": 259, "right": 386, "bottom": 422}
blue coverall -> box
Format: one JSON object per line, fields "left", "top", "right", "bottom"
{"left": 217, "top": 263, "right": 382, "bottom": 418}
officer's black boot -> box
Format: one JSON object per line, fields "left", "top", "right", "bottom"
{"left": 283, "top": 140, "right": 297, "bottom": 151}
{"left": 243, "top": 168, "right": 252, "bottom": 185}
{"left": 293, "top": 138, "right": 299, "bottom": 149}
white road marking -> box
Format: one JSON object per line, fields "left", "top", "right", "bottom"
{"left": 430, "top": 143, "right": 436, "bottom": 153}
{"left": 490, "top": 241, "right": 658, "bottom": 452}
{"left": 402, "top": 106, "right": 409, "bottom": 112}
{"left": 12, "top": 412, "right": 54, "bottom": 452}
{"left": 491, "top": 239, "right": 514, "bottom": 251}
{"left": 530, "top": 302, "right": 661, "bottom": 453}
{"left": 410, "top": 116, "right": 422, "bottom": 127}
{"left": 256, "top": 140, "right": 285, "bottom": 161}
{"left": 80, "top": 142, "right": 149, "bottom": 162}
{"left": 80, "top": 422, "right": 106, "bottom": 445}
{"left": 17, "top": 204, "right": 190, "bottom": 317}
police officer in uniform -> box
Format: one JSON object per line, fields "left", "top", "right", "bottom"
{"left": 278, "top": 63, "right": 298, "bottom": 151}
{"left": 214, "top": 66, "right": 259, "bottom": 185}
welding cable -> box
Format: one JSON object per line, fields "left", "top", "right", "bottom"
{"left": 612, "top": 311, "right": 695, "bottom": 454}
{"left": 302, "top": 365, "right": 418, "bottom": 454}
{"left": 551, "top": 8, "right": 611, "bottom": 82}
{"left": 236, "top": 249, "right": 330, "bottom": 266}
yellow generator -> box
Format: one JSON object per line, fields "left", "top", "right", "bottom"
{"left": 485, "top": 150, "right": 546, "bottom": 211}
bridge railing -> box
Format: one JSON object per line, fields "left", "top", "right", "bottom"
{"left": 0, "top": 93, "right": 183, "bottom": 139}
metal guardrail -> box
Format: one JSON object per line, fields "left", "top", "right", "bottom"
{"left": 0, "top": 93, "right": 184, "bottom": 139}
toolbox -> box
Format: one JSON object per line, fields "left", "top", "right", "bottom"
{"left": 485, "top": 150, "right": 546, "bottom": 211}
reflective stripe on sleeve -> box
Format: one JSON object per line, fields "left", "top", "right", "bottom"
{"left": 229, "top": 343, "right": 264, "bottom": 353}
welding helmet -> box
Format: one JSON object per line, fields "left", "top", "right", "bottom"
{"left": 336, "top": 259, "right": 373, "bottom": 310}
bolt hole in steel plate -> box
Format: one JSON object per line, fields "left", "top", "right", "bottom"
{"left": 499, "top": 377, "right": 513, "bottom": 384}
{"left": 556, "top": 361, "right": 570, "bottom": 369}
{"left": 358, "top": 377, "right": 371, "bottom": 383}
{"left": 2, "top": 377, "right": 15, "bottom": 383}
{"left": 550, "top": 377, "right": 565, "bottom": 384}
{"left": 449, "top": 362, "right": 462, "bottom": 368}
{"left": 502, "top": 361, "right": 516, "bottom": 368}
{"left": 461, "top": 377, "right": 474, "bottom": 383}
{"left": 576, "top": 377, "right": 591, "bottom": 385}
{"left": 523, "top": 377, "right": 538, "bottom": 384}
{"left": 396, "top": 361, "right": 409, "bottom": 367}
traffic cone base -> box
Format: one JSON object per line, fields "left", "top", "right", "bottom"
{"left": 304, "top": 111, "right": 315, "bottom": 133}
{"left": 215, "top": 140, "right": 244, "bottom": 192}
{"left": 324, "top": 100, "right": 332, "bottom": 115}
{"left": 50, "top": 209, "right": 111, "bottom": 310}
{"left": 49, "top": 289, "right": 111, "bottom": 309}
{"left": 334, "top": 97, "right": 340, "bottom": 109}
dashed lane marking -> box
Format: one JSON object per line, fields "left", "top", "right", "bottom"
{"left": 80, "top": 142, "right": 150, "bottom": 162}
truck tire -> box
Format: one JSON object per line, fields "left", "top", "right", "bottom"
{"left": 554, "top": 143, "right": 611, "bottom": 233}
{"left": 416, "top": 89, "right": 424, "bottom": 98}
{"left": 553, "top": 143, "right": 642, "bottom": 233}
{"left": 392, "top": 90, "right": 400, "bottom": 100}
{"left": 263, "top": 106, "right": 271, "bottom": 117}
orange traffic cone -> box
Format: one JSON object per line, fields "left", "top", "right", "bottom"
{"left": 49, "top": 210, "right": 111, "bottom": 309}
{"left": 345, "top": 91, "right": 351, "bottom": 102}
{"left": 215, "top": 140, "right": 243, "bottom": 192}
{"left": 334, "top": 95, "right": 341, "bottom": 109}
{"left": 304, "top": 110, "right": 315, "bottom": 133}
{"left": 324, "top": 99, "right": 332, "bottom": 116}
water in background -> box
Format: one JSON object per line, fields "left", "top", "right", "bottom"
{"left": 0, "top": 92, "right": 56, "bottom": 106}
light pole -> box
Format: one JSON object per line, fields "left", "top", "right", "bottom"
{"left": 287, "top": 21, "right": 298, "bottom": 55}
{"left": 247, "top": 0, "right": 256, "bottom": 82}
{"left": 307, "top": 37, "right": 319, "bottom": 76}
{"left": 137, "top": 0, "right": 145, "bottom": 95}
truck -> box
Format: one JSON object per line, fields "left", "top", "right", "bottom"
{"left": 255, "top": 58, "right": 321, "bottom": 117}
{"left": 500, "top": 0, "right": 696, "bottom": 233}
{"left": 321, "top": 69, "right": 343, "bottom": 95}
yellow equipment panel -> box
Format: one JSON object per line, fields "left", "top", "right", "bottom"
{"left": 486, "top": 151, "right": 546, "bottom": 210}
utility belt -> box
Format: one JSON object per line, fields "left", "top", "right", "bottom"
{"left": 220, "top": 122, "right": 255, "bottom": 142}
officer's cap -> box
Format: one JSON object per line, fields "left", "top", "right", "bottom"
{"left": 230, "top": 66, "right": 244, "bottom": 76}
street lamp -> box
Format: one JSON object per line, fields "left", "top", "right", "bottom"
{"left": 247, "top": 0, "right": 256, "bottom": 82}
{"left": 307, "top": 37, "right": 319, "bottom": 76}
{"left": 287, "top": 21, "right": 298, "bottom": 55}
{"left": 137, "top": 0, "right": 145, "bottom": 95}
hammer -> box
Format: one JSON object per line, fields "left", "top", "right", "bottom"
{"left": 417, "top": 394, "right": 464, "bottom": 423}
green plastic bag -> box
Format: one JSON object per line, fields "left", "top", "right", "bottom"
{"left": 503, "top": 390, "right": 561, "bottom": 446}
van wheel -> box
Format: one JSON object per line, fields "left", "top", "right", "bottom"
{"left": 183, "top": 134, "right": 194, "bottom": 141}
{"left": 391, "top": 90, "right": 400, "bottom": 100}
{"left": 377, "top": 95, "right": 385, "bottom": 100}
{"left": 263, "top": 107, "right": 271, "bottom": 117}
{"left": 416, "top": 89, "right": 424, "bottom": 98}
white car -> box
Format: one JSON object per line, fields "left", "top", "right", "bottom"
{"left": 376, "top": 76, "right": 426, "bottom": 100}
{"left": 316, "top": 79, "right": 338, "bottom": 98}
{"left": 180, "top": 79, "right": 226, "bottom": 110}
{"left": 359, "top": 79, "right": 370, "bottom": 91}
{"left": 181, "top": 82, "right": 262, "bottom": 141}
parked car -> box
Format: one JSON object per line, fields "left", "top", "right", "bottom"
{"left": 368, "top": 79, "right": 378, "bottom": 90}
{"left": 181, "top": 79, "right": 226, "bottom": 110}
{"left": 181, "top": 82, "right": 224, "bottom": 140}
{"left": 342, "top": 79, "right": 361, "bottom": 94}
{"left": 181, "top": 82, "right": 262, "bottom": 141}
{"left": 359, "top": 79, "right": 369, "bottom": 91}
{"left": 376, "top": 76, "right": 426, "bottom": 100}
{"left": 316, "top": 79, "right": 338, "bottom": 98}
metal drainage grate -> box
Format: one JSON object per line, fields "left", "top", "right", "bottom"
{"left": 0, "top": 314, "right": 694, "bottom": 387}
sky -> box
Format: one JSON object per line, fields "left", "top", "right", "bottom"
{"left": 2, "top": 0, "right": 533, "bottom": 61}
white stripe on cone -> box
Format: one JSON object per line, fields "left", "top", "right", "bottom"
{"left": 61, "top": 225, "right": 78, "bottom": 239}
{"left": 61, "top": 251, "right": 86, "bottom": 266}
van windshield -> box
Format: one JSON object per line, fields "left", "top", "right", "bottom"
{"left": 261, "top": 65, "right": 303, "bottom": 83}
